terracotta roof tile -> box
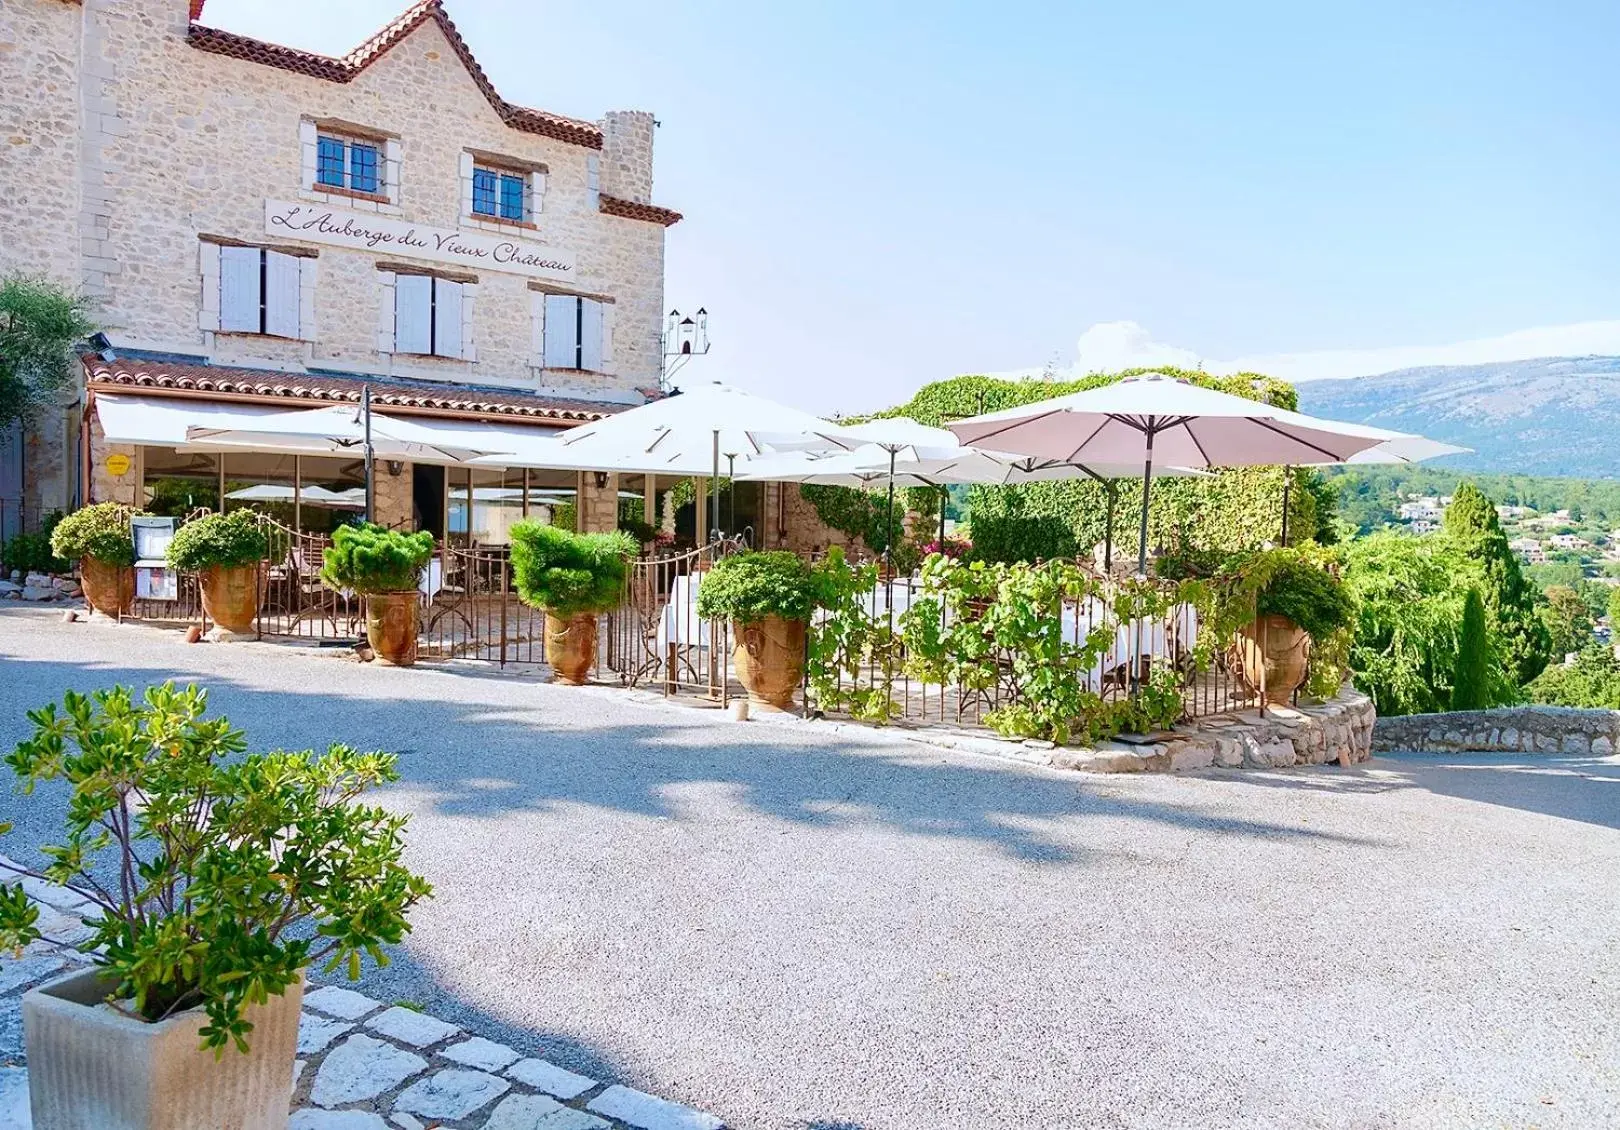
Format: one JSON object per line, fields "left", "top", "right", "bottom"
{"left": 187, "top": 1, "right": 604, "bottom": 150}
{"left": 599, "top": 195, "right": 684, "bottom": 227}
{"left": 85, "top": 358, "right": 622, "bottom": 425}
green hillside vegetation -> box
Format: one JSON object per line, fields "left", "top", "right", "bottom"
{"left": 1329, "top": 466, "right": 1620, "bottom": 533}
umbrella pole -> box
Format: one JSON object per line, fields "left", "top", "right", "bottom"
{"left": 1136, "top": 427, "right": 1154, "bottom": 577}
{"left": 710, "top": 429, "right": 720, "bottom": 541}
{"left": 363, "top": 384, "right": 375, "bottom": 525}
{"left": 727, "top": 454, "right": 737, "bottom": 538}
{"left": 885, "top": 447, "right": 896, "bottom": 625}
{"left": 1104, "top": 482, "right": 1117, "bottom": 572}
{"left": 939, "top": 487, "right": 947, "bottom": 546}
{"left": 1279, "top": 466, "right": 1292, "bottom": 546}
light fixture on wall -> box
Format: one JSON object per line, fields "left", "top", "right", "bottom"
{"left": 592, "top": 471, "right": 610, "bottom": 490}
{"left": 386, "top": 460, "right": 404, "bottom": 477}
{"left": 661, "top": 307, "right": 710, "bottom": 385}
{"left": 88, "top": 332, "right": 116, "bottom": 362}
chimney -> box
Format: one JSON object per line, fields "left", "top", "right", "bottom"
{"left": 599, "top": 110, "right": 655, "bottom": 204}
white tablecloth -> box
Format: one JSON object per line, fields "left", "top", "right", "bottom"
{"left": 659, "top": 572, "right": 712, "bottom": 652}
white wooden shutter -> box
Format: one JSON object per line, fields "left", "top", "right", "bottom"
{"left": 543, "top": 294, "right": 579, "bottom": 368}
{"left": 432, "top": 279, "right": 463, "bottom": 359}
{"left": 578, "top": 298, "right": 603, "bottom": 372}
{"left": 263, "top": 251, "right": 302, "bottom": 339}
{"left": 219, "top": 246, "right": 261, "bottom": 332}
{"left": 394, "top": 274, "right": 432, "bottom": 354}
{"left": 598, "top": 302, "right": 615, "bottom": 371}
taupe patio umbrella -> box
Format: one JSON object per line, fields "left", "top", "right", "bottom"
{"left": 948, "top": 373, "right": 1393, "bottom": 573}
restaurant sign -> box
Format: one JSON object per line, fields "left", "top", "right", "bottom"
{"left": 264, "top": 200, "right": 577, "bottom": 280}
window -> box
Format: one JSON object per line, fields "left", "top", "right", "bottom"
{"left": 472, "top": 165, "right": 527, "bottom": 222}
{"left": 219, "top": 246, "right": 302, "bottom": 337}
{"left": 542, "top": 294, "right": 609, "bottom": 371}
{"left": 394, "top": 275, "right": 466, "bottom": 359}
{"left": 316, "top": 134, "right": 382, "bottom": 195}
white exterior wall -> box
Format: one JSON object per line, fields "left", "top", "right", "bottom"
{"left": 4, "top": 0, "right": 668, "bottom": 404}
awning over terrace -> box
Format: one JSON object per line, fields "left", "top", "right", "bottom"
{"left": 94, "top": 394, "right": 569, "bottom": 467}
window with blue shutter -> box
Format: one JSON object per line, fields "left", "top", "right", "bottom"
{"left": 217, "top": 245, "right": 302, "bottom": 338}
{"left": 471, "top": 168, "right": 498, "bottom": 216}
{"left": 316, "top": 137, "right": 346, "bottom": 188}
{"left": 394, "top": 275, "right": 464, "bottom": 359}
{"left": 316, "top": 134, "right": 384, "bottom": 195}
{"left": 349, "top": 143, "right": 379, "bottom": 194}
{"left": 472, "top": 164, "right": 528, "bottom": 222}
{"left": 498, "top": 173, "right": 525, "bottom": 221}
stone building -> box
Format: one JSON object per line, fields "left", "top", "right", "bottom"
{"left": 0, "top": 0, "right": 680, "bottom": 538}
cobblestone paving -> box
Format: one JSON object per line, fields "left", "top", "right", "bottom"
{"left": 0, "top": 876, "right": 722, "bottom": 1130}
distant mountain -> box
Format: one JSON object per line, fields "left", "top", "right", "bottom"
{"left": 1295, "top": 356, "right": 1620, "bottom": 478}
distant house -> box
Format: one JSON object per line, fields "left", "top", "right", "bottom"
{"left": 1548, "top": 533, "right": 1592, "bottom": 551}
{"left": 1399, "top": 497, "right": 1443, "bottom": 523}
{"left": 1509, "top": 537, "right": 1547, "bottom": 564}
{"left": 1497, "top": 504, "right": 1533, "bottom": 520}
{"left": 1409, "top": 519, "right": 1439, "bottom": 535}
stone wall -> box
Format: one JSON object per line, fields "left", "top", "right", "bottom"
{"left": 1372, "top": 706, "right": 1620, "bottom": 756}
{"left": 2, "top": 0, "right": 668, "bottom": 397}
{"left": 372, "top": 462, "right": 414, "bottom": 530}
{"left": 755, "top": 482, "right": 924, "bottom": 559}
{"left": 576, "top": 472, "right": 620, "bottom": 533}
{"left": 1053, "top": 688, "right": 1377, "bottom": 773}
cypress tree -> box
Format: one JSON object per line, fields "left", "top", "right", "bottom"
{"left": 1451, "top": 587, "right": 1490, "bottom": 710}
{"left": 1442, "top": 482, "right": 1549, "bottom": 685}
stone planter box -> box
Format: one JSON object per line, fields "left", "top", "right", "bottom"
{"left": 23, "top": 966, "right": 302, "bottom": 1130}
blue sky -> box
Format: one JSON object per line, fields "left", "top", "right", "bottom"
{"left": 207, "top": 0, "right": 1620, "bottom": 411}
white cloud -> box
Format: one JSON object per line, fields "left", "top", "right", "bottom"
{"left": 1011, "top": 319, "right": 1620, "bottom": 384}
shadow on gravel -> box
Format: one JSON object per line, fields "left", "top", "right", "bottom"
{"left": 0, "top": 652, "right": 1384, "bottom": 869}
{"left": 1221, "top": 753, "right": 1620, "bottom": 832}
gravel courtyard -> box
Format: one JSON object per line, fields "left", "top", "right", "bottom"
{"left": 1, "top": 604, "right": 1616, "bottom": 1130}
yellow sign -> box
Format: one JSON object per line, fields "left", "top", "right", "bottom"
{"left": 105, "top": 453, "right": 131, "bottom": 477}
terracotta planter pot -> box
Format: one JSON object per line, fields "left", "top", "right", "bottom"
{"left": 733, "top": 614, "right": 807, "bottom": 711}
{"left": 79, "top": 558, "right": 134, "bottom": 618}
{"left": 199, "top": 563, "right": 260, "bottom": 638}
{"left": 23, "top": 966, "right": 303, "bottom": 1130}
{"left": 545, "top": 611, "right": 597, "bottom": 685}
{"left": 365, "top": 590, "right": 420, "bottom": 666}
{"left": 1239, "top": 613, "right": 1311, "bottom": 705}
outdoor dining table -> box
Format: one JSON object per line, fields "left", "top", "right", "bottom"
{"left": 659, "top": 571, "right": 714, "bottom": 652}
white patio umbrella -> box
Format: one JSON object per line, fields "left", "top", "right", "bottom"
{"left": 469, "top": 382, "right": 843, "bottom": 537}
{"left": 739, "top": 446, "right": 1209, "bottom": 568}
{"left": 187, "top": 392, "right": 508, "bottom": 522}
{"left": 1272, "top": 433, "right": 1472, "bottom": 543}
{"left": 948, "top": 372, "right": 1394, "bottom": 573}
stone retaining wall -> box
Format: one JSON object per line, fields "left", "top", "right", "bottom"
{"left": 1047, "top": 687, "right": 1376, "bottom": 773}
{"left": 1372, "top": 706, "right": 1620, "bottom": 755}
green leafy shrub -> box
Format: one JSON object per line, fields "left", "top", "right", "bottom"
{"left": 1252, "top": 555, "right": 1355, "bottom": 640}
{"left": 509, "top": 522, "right": 636, "bottom": 616}
{"left": 0, "top": 683, "right": 431, "bottom": 1054}
{"left": 697, "top": 551, "right": 816, "bottom": 623}
{"left": 319, "top": 523, "right": 434, "bottom": 594}
{"left": 48, "top": 501, "right": 141, "bottom": 565}
{"left": 166, "top": 510, "right": 269, "bottom": 572}
{"left": 963, "top": 514, "right": 1077, "bottom": 564}
{"left": 1527, "top": 647, "right": 1620, "bottom": 709}
{"left": 805, "top": 548, "right": 903, "bottom": 722}
{"left": 1, "top": 511, "right": 68, "bottom": 574}
{"left": 619, "top": 517, "right": 658, "bottom": 546}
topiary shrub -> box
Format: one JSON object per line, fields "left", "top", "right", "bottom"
{"left": 509, "top": 522, "right": 636, "bottom": 616}
{"left": 319, "top": 523, "right": 434, "bottom": 594}
{"left": 696, "top": 551, "right": 816, "bottom": 623}
{"left": 48, "top": 501, "right": 141, "bottom": 565}
{"left": 1450, "top": 587, "right": 1491, "bottom": 710}
{"left": 166, "top": 510, "right": 269, "bottom": 572}
{"left": 0, "top": 682, "right": 431, "bottom": 1054}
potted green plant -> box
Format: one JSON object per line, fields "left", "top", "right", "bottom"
{"left": 0, "top": 682, "right": 430, "bottom": 1130}
{"left": 319, "top": 522, "right": 435, "bottom": 666}
{"left": 48, "top": 501, "right": 141, "bottom": 617}
{"left": 166, "top": 510, "right": 269, "bottom": 639}
{"left": 1227, "top": 549, "right": 1355, "bottom": 704}
{"left": 509, "top": 523, "right": 637, "bottom": 685}
{"left": 696, "top": 551, "right": 817, "bottom": 710}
